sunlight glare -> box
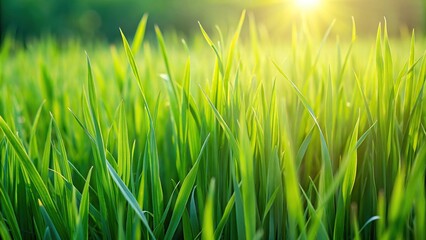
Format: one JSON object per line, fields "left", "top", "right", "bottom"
{"left": 295, "top": 0, "right": 320, "bottom": 9}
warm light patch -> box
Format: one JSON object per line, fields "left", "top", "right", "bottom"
{"left": 295, "top": 0, "right": 320, "bottom": 9}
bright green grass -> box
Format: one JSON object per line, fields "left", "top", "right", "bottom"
{"left": 0, "top": 13, "right": 425, "bottom": 239}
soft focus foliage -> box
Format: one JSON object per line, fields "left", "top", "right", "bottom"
{"left": 1, "top": 0, "right": 425, "bottom": 41}
{"left": 0, "top": 13, "right": 425, "bottom": 239}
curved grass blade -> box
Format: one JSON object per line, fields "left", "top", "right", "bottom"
{"left": 131, "top": 14, "right": 148, "bottom": 54}
{"left": 261, "top": 186, "right": 280, "bottom": 223}
{"left": 296, "top": 125, "right": 315, "bottom": 170}
{"left": 0, "top": 218, "right": 12, "bottom": 240}
{"left": 154, "top": 182, "right": 180, "bottom": 236}
{"left": 214, "top": 193, "right": 235, "bottom": 239}
{"left": 0, "top": 186, "right": 22, "bottom": 240}
{"left": 0, "top": 116, "right": 66, "bottom": 237}
{"left": 359, "top": 216, "right": 380, "bottom": 233}
{"left": 120, "top": 30, "right": 164, "bottom": 227}
{"left": 43, "top": 227, "right": 51, "bottom": 240}
{"left": 200, "top": 88, "right": 238, "bottom": 151}
{"left": 38, "top": 200, "right": 61, "bottom": 240}
{"left": 198, "top": 22, "right": 224, "bottom": 75}
{"left": 223, "top": 10, "right": 246, "bottom": 93}
{"left": 320, "top": 122, "right": 376, "bottom": 209}
{"left": 273, "top": 61, "right": 333, "bottom": 204}
{"left": 164, "top": 134, "right": 210, "bottom": 240}
{"left": 342, "top": 118, "right": 360, "bottom": 204}
{"left": 106, "top": 160, "right": 155, "bottom": 239}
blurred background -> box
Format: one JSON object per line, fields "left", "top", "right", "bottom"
{"left": 1, "top": 0, "right": 425, "bottom": 41}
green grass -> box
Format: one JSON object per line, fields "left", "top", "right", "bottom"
{"left": 0, "top": 13, "right": 425, "bottom": 239}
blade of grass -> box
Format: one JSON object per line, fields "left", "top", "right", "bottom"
{"left": 0, "top": 116, "right": 66, "bottom": 237}
{"left": 214, "top": 193, "right": 235, "bottom": 239}
{"left": 106, "top": 160, "right": 155, "bottom": 239}
{"left": 120, "top": 30, "right": 164, "bottom": 228}
{"left": 198, "top": 22, "right": 224, "bottom": 75}
{"left": 238, "top": 103, "right": 257, "bottom": 240}
{"left": 202, "top": 179, "right": 215, "bottom": 240}
{"left": 0, "top": 186, "right": 22, "bottom": 240}
{"left": 164, "top": 134, "right": 210, "bottom": 240}
{"left": 0, "top": 217, "right": 12, "bottom": 240}
{"left": 131, "top": 14, "right": 148, "bottom": 54}
{"left": 73, "top": 167, "right": 93, "bottom": 240}
{"left": 38, "top": 200, "right": 61, "bottom": 240}
{"left": 223, "top": 10, "right": 246, "bottom": 96}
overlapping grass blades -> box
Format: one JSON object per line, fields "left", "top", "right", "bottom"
{"left": 0, "top": 116, "right": 67, "bottom": 238}
{"left": 0, "top": 12, "right": 425, "bottom": 239}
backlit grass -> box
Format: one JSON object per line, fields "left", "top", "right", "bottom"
{"left": 0, "top": 13, "right": 425, "bottom": 239}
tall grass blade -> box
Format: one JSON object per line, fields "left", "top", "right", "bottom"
{"left": 131, "top": 14, "right": 148, "bottom": 54}
{"left": 0, "top": 116, "right": 66, "bottom": 237}
{"left": 38, "top": 200, "right": 61, "bottom": 240}
{"left": 106, "top": 160, "right": 155, "bottom": 239}
{"left": 0, "top": 186, "right": 22, "bottom": 240}
{"left": 164, "top": 134, "right": 210, "bottom": 240}
{"left": 214, "top": 193, "right": 235, "bottom": 239}
{"left": 73, "top": 167, "right": 93, "bottom": 240}
{"left": 202, "top": 179, "right": 215, "bottom": 240}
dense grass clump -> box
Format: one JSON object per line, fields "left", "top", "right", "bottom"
{"left": 0, "top": 13, "right": 425, "bottom": 239}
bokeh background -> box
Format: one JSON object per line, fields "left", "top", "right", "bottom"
{"left": 1, "top": 0, "right": 425, "bottom": 41}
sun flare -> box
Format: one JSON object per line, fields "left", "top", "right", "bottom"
{"left": 295, "top": 0, "right": 320, "bottom": 9}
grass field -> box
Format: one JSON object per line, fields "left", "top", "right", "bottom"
{"left": 0, "top": 12, "right": 425, "bottom": 239}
